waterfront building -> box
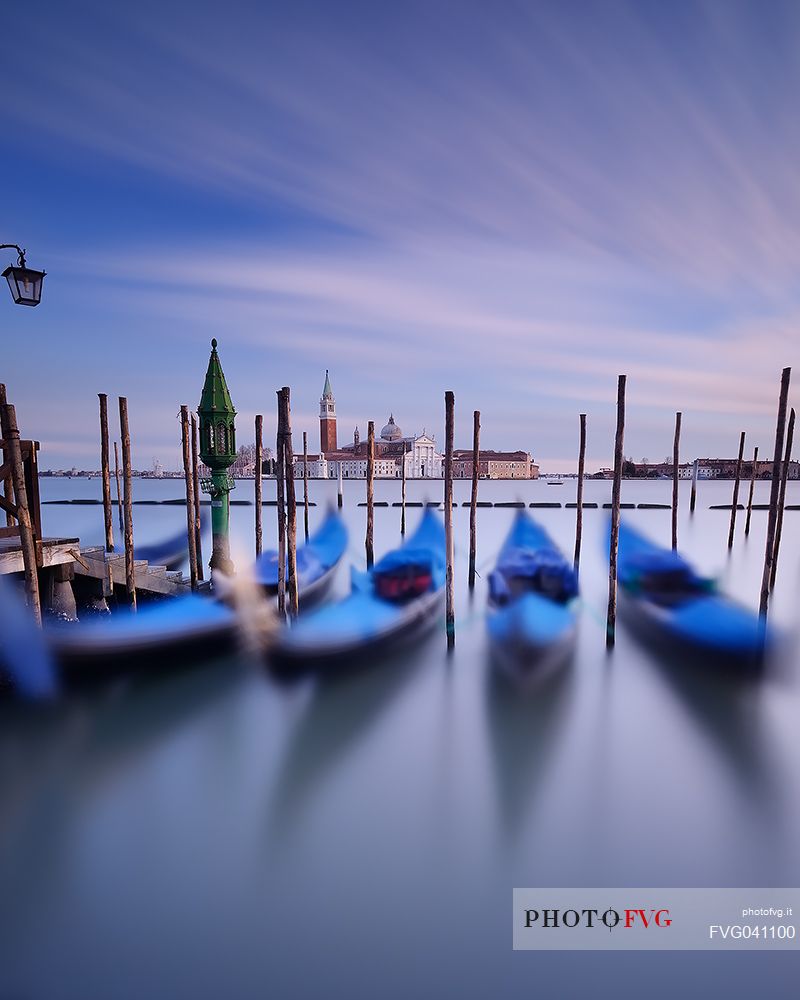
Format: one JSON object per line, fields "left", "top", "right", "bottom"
{"left": 452, "top": 449, "right": 539, "bottom": 479}
{"left": 295, "top": 372, "right": 538, "bottom": 480}
{"left": 296, "top": 380, "right": 445, "bottom": 478}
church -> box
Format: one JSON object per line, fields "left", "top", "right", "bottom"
{"left": 293, "top": 372, "right": 444, "bottom": 479}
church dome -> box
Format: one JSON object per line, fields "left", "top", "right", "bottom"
{"left": 380, "top": 414, "right": 403, "bottom": 441}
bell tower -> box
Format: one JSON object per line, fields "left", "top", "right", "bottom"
{"left": 319, "top": 370, "right": 337, "bottom": 452}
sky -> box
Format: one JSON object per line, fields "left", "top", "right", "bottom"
{"left": 2, "top": 0, "right": 799, "bottom": 472}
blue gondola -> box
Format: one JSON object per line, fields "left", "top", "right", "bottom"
{"left": 46, "top": 594, "right": 239, "bottom": 674}
{"left": 0, "top": 575, "right": 57, "bottom": 698}
{"left": 615, "top": 520, "right": 767, "bottom": 665}
{"left": 487, "top": 511, "right": 579, "bottom": 678}
{"left": 271, "top": 509, "right": 446, "bottom": 668}
{"left": 255, "top": 507, "right": 347, "bottom": 607}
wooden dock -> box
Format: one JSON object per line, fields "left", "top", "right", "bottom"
{"left": 0, "top": 536, "right": 191, "bottom": 597}
{"left": 75, "top": 546, "right": 191, "bottom": 597}
{"left": 0, "top": 535, "right": 79, "bottom": 575}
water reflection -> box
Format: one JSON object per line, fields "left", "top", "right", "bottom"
{"left": 0, "top": 477, "right": 798, "bottom": 999}
{"left": 267, "top": 644, "right": 428, "bottom": 841}
{"left": 639, "top": 642, "right": 786, "bottom": 816}
{"left": 484, "top": 657, "right": 575, "bottom": 843}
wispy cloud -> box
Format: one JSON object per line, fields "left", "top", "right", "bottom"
{"left": 2, "top": 1, "right": 799, "bottom": 468}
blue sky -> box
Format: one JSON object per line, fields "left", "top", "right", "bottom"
{"left": 2, "top": 0, "right": 799, "bottom": 471}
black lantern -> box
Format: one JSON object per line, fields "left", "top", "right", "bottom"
{"left": 1, "top": 245, "right": 45, "bottom": 306}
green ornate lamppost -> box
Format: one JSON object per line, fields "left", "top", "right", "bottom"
{"left": 198, "top": 338, "right": 237, "bottom": 574}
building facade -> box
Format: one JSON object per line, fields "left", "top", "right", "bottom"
{"left": 452, "top": 449, "right": 539, "bottom": 479}
{"left": 294, "top": 408, "right": 445, "bottom": 479}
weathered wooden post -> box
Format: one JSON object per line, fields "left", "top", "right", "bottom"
{"left": 302, "top": 430, "right": 310, "bottom": 543}
{"left": 0, "top": 384, "right": 14, "bottom": 527}
{"left": 400, "top": 441, "right": 407, "bottom": 537}
{"left": 275, "top": 390, "right": 287, "bottom": 618}
{"left": 2, "top": 403, "right": 41, "bottom": 624}
{"left": 197, "top": 339, "right": 237, "bottom": 576}
{"left": 114, "top": 440, "right": 124, "bottom": 534}
{"left": 468, "top": 410, "right": 480, "bottom": 588}
{"left": 671, "top": 411, "right": 681, "bottom": 551}
{"left": 606, "top": 375, "right": 626, "bottom": 648}
{"left": 118, "top": 396, "right": 136, "bottom": 609}
{"left": 574, "top": 413, "right": 587, "bottom": 573}
{"left": 281, "top": 387, "right": 299, "bottom": 618}
{"left": 98, "top": 393, "right": 114, "bottom": 553}
{"left": 445, "top": 390, "right": 455, "bottom": 648}
{"left": 727, "top": 431, "right": 746, "bottom": 550}
{"left": 190, "top": 414, "right": 203, "bottom": 580}
{"left": 770, "top": 407, "right": 794, "bottom": 592}
{"left": 255, "top": 414, "right": 263, "bottom": 558}
{"left": 180, "top": 406, "right": 199, "bottom": 590}
{"left": 690, "top": 458, "right": 699, "bottom": 514}
{"left": 337, "top": 461, "right": 343, "bottom": 509}
{"left": 366, "top": 420, "right": 375, "bottom": 569}
{"left": 744, "top": 446, "right": 759, "bottom": 538}
{"left": 760, "top": 367, "right": 791, "bottom": 618}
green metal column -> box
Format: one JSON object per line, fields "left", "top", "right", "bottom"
{"left": 197, "top": 338, "right": 237, "bottom": 576}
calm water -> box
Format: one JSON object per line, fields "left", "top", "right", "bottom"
{"left": 1, "top": 476, "right": 799, "bottom": 998}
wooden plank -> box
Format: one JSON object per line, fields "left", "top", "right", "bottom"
{"left": 0, "top": 538, "right": 78, "bottom": 574}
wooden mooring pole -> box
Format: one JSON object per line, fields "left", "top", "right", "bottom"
{"left": 727, "top": 431, "right": 746, "bottom": 550}
{"left": 606, "top": 375, "right": 626, "bottom": 649}
{"left": 400, "top": 441, "right": 407, "bottom": 537}
{"left": 760, "top": 367, "right": 791, "bottom": 618}
{"left": 113, "top": 440, "right": 124, "bottom": 534}
{"left": 744, "top": 446, "right": 759, "bottom": 538}
{"left": 337, "top": 461, "right": 343, "bottom": 509}
{"left": 2, "top": 403, "right": 41, "bottom": 625}
{"left": 255, "top": 414, "right": 263, "bottom": 558}
{"left": 770, "top": 407, "right": 794, "bottom": 592}
{"left": 118, "top": 397, "right": 136, "bottom": 609}
{"left": 366, "top": 420, "right": 375, "bottom": 569}
{"left": 180, "top": 406, "right": 198, "bottom": 591}
{"left": 0, "top": 384, "right": 14, "bottom": 527}
{"left": 574, "top": 413, "right": 586, "bottom": 573}
{"left": 690, "top": 458, "right": 698, "bottom": 514}
{"left": 275, "top": 391, "right": 287, "bottom": 619}
{"left": 98, "top": 393, "right": 114, "bottom": 552}
{"left": 281, "top": 387, "right": 299, "bottom": 618}
{"left": 671, "top": 411, "right": 681, "bottom": 551}
{"left": 191, "top": 415, "right": 203, "bottom": 580}
{"left": 445, "top": 390, "right": 455, "bottom": 649}
{"left": 303, "top": 430, "right": 309, "bottom": 543}
{"left": 468, "top": 409, "right": 480, "bottom": 589}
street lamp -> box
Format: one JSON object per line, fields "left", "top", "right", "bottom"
{"left": 1, "top": 244, "right": 45, "bottom": 306}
